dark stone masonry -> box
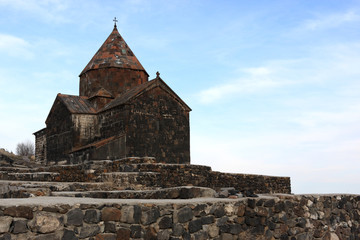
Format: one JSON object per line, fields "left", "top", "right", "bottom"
{"left": 0, "top": 194, "right": 360, "bottom": 239}
{"left": 0, "top": 157, "right": 290, "bottom": 197}
{"left": 2, "top": 23, "right": 357, "bottom": 239}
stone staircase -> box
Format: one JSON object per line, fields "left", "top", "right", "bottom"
{"left": 0, "top": 157, "right": 291, "bottom": 199}
{"left": 0, "top": 157, "right": 217, "bottom": 199}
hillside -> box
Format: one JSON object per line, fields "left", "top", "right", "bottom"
{"left": 0, "top": 148, "right": 34, "bottom": 166}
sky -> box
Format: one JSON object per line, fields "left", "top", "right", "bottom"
{"left": 1, "top": 0, "right": 360, "bottom": 194}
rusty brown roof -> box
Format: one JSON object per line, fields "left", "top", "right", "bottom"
{"left": 100, "top": 77, "right": 191, "bottom": 112}
{"left": 89, "top": 88, "right": 114, "bottom": 99}
{"left": 79, "top": 26, "right": 148, "bottom": 76}
{"left": 57, "top": 94, "right": 96, "bottom": 114}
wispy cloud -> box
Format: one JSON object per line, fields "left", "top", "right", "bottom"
{"left": 0, "top": 0, "right": 70, "bottom": 23}
{"left": 197, "top": 39, "right": 360, "bottom": 104}
{"left": 198, "top": 66, "right": 289, "bottom": 104}
{"left": 302, "top": 10, "right": 360, "bottom": 31}
{"left": 0, "top": 34, "right": 33, "bottom": 58}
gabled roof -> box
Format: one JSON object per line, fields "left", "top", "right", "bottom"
{"left": 100, "top": 77, "right": 192, "bottom": 112}
{"left": 46, "top": 94, "right": 96, "bottom": 124}
{"left": 45, "top": 78, "right": 190, "bottom": 124}
{"left": 89, "top": 88, "right": 114, "bottom": 99}
{"left": 57, "top": 94, "right": 96, "bottom": 114}
{"left": 79, "top": 26, "right": 148, "bottom": 77}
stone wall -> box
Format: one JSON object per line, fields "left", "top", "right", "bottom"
{"left": 0, "top": 158, "right": 289, "bottom": 194}
{"left": 80, "top": 68, "right": 148, "bottom": 99}
{"left": 96, "top": 84, "right": 191, "bottom": 165}
{"left": 126, "top": 86, "right": 190, "bottom": 164}
{"left": 98, "top": 105, "right": 127, "bottom": 141}
{"left": 72, "top": 114, "right": 99, "bottom": 147}
{"left": 69, "top": 136, "right": 127, "bottom": 164}
{"left": 0, "top": 194, "right": 359, "bottom": 239}
{"left": 46, "top": 100, "right": 73, "bottom": 163}
{"left": 33, "top": 128, "right": 46, "bottom": 165}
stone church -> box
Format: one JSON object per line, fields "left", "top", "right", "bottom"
{"left": 34, "top": 24, "right": 191, "bottom": 165}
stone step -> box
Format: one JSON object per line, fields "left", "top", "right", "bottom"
{"left": 86, "top": 157, "right": 157, "bottom": 169}
{"left": 0, "top": 172, "right": 60, "bottom": 181}
{"left": 51, "top": 186, "right": 216, "bottom": 199}
{"left": 100, "top": 172, "right": 160, "bottom": 190}
{"left": 0, "top": 180, "right": 129, "bottom": 198}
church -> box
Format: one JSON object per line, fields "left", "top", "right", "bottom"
{"left": 34, "top": 22, "right": 191, "bottom": 165}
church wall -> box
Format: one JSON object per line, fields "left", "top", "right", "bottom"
{"left": 46, "top": 101, "right": 73, "bottom": 163}
{"left": 33, "top": 128, "right": 46, "bottom": 164}
{"left": 72, "top": 114, "right": 99, "bottom": 147}
{"left": 98, "top": 105, "right": 128, "bottom": 140}
{"left": 126, "top": 87, "right": 190, "bottom": 164}
{"left": 79, "top": 68, "right": 148, "bottom": 98}
{"left": 91, "top": 135, "right": 126, "bottom": 160}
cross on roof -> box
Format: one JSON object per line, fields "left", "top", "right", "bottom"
{"left": 113, "top": 17, "right": 118, "bottom": 27}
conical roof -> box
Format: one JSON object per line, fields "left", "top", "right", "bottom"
{"left": 80, "top": 26, "right": 148, "bottom": 76}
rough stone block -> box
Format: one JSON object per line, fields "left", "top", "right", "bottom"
{"left": 130, "top": 225, "right": 142, "bottom": 238}
{"left": 177, "top": 207, "right": 193, "bottom": 223}
{"left": 61, "top": 229, "right": 77, "bottom": 240}
{"left": 159, "top": 216, "right": 172, "bottom": 229}
{"left": 66, "top": 209, "right": 83, "bottom": 226}
{"left": 0, "top": 233, "right": 11, "bottom": 240}
{"left": 37, "top": 233, "right": 62, "bottom": 240}
{"left": 29, "top": 212, "right": 61, "bottom": 233}
{"left": 104, "top": 221, "right": 116, "bottom": 233}
{"left": 11, "top": 219, "right": 27, "bottom": 234}
{"left": 220, "top": 233, "right": 234, "bottom": 240}
{"left": 144, "top": 227, "right": 157, "bottom": 240}
{"left": 172, "top": 223, "right": 185, "bottom": 236}
{"left": 193, "top": 230, "right": 208, "bottom": 240}
{"left": 141, "top": 208, "right": 160, "bottom": 225}
{"left": 193, "top": 204, "right": 207, "bottom": 217}
{"left": 237, "top": 205, "right": 245, "bottom": 217}
{"left": 211, "top": 205, "right": 225, "bottom": 218}
{"left": 189, "top": 218, "right": 202, "bottom": 233}
{"left": 255, "top": 206, "right": 268, "bottom": 217}
{"left": 207, "top": 225, "right": 219, "bottom": 238}
{"left": 116, "top": 227, "right": 130, "bottom": 240}
{"left": 157, "top": 229, "right": 170, "bottom": 240}
{"left": 79, "top": 225, "right": 100, "bottom": 238}
{"left": 228, "top": 224, "right": 241, "bottom": 235}
{"left": 120, "top": 206, "right": 135, "bottom": 223}
{"left": 4, "top": 206, "right": 33, "bottom": 219}
{"left": 0, "top": 216, "right": 12, "bottom": 233}
{"left": 102, "top": 207, "right": 121, "bottom": 222}
{"left": 264, "top": 199, "right": 275, "bottom": 207}
{"left": 95, "top": 233, "right": 117, "bottom": 240}
{"left": 84, "top": 209, "right": 100, "bottom": 224}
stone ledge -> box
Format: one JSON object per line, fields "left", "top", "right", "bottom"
{"left": 0, "top": 195, "right": 247, "bottom": 206}
{"left": 51, "top": 186, "right": 216, "bottom": 199}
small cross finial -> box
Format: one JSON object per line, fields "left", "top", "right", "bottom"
{"left": 113, "top": 17, "right": 118, "bottom": 27}
{"left": 156, "top": 71, "right": 160, "bottom": 78}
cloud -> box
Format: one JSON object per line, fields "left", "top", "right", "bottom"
{"left": 0, "top": 0, "right": 70, "bottom": 23}
{"left": 191, "top": 109, "right": 360, "bottom": 194}
{"left": 197, "top": 66, "right": 288, "bottom": 104}
{"left": 0, "top": 34, "right": 33, "bottom": 58}
{"left": 302, "top": 10, "right": 360, "bottom": 31}
{"left": 192, "top": 39, "right": 360, "bottom": 193}
{"left": 197, "top": 39, "right": 360, "bottom": 104}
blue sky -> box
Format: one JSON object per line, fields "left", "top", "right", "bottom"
{"left": 1, "top": 0, "right": 360, "bottom": 194}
